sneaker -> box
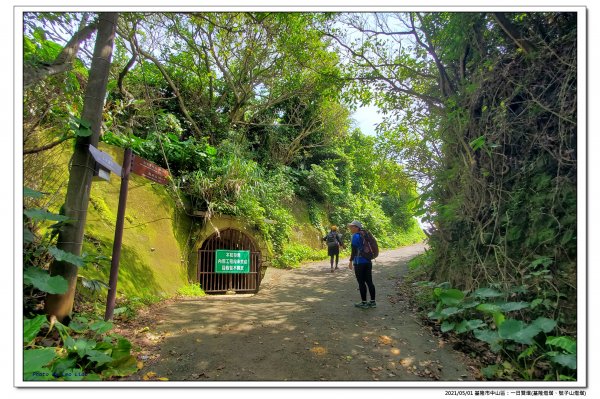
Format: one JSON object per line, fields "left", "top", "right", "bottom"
{"left": 368, "top": 301, "right": 377, "bottom": 308}
{"left": 354, "top": 301, "right": 369, "bottom": 309}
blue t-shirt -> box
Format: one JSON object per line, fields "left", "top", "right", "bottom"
{"left": 351, "top": 232, "right": 370, "bottom": 265}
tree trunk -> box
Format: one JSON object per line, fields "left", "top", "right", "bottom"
{"left": 45, "top": 13, "right": 119, "bottom": 323}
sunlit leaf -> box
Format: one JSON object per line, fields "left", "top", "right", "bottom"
{"left": 24, "top": 209, "right": 70, "bottom": 222}
{"left": 48, "top": 247, "right": 85, "bottom": 267}
{"left": 24, "top": 348, "right": 56, "bottom": 373}
{"left": 102, "top": 355, "right": 139, "bottom": 377}
{"left": 546, "top": 336, "right": 576, "bottom": 354}
{"left": 23, "top": 267, "right": 68, "bottom": 294}
{"left": 23, "top": 315, "right": 48, "bottom": 344}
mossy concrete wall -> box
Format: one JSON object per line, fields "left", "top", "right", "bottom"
{"left": 27, "top": 142, "right": 327, "bottom": 300}
{"left": 80, "top": 143, "right": 192, "bottom": 299}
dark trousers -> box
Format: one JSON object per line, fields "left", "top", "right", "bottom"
{"left": 353, "top": 261, "right": 375, "bottom": 301}
{"left": 328, "top": 246, "right": 339, "bottom": 268}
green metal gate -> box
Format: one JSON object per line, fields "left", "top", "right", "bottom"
{"left": 197, "top": 228, "right": 262, "bottom": 294}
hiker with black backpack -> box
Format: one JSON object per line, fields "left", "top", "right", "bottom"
{"left": 323, "top": 225, "right": 344, "bottom": 273}
{"left": 347, "top": 220, "right": 378, "bottom": 309}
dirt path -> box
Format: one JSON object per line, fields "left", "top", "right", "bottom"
{"left": 124, "top": 243, "right": 476, "bottom": 382}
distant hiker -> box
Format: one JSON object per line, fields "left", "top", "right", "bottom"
{"left": 323, "top": 225, "right": 344, "bottom": 273}
{"left": 347, "top": 220, "right": 377, "bottom": 309}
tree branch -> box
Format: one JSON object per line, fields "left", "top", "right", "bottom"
{"left": 24, "top": 20, "right": 98, "bottom": 88}
{"left": 491, "top": 12, "right": 536, "bottom": 55}
{"left": 325, "top": 32, "right": 443, "bottom": 109}
{"left": 24, "top": 134, "right": 74, "bottom": 155}
{"left": 131, "top": 34, "right": 204, "bottom": 138}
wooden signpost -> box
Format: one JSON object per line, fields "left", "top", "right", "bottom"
{"left": 89, "top": 145, "right": 170, "bottom": 321}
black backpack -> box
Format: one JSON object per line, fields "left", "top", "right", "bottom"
{"left": 325, "top": 231, "right": 339, "bottom": 247}
{"left": 358, "top": 230, "right": 379, "bottom": 260}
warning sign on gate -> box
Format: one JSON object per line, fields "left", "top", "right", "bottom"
{"left": 215, "top": 250, "right": 250, "bottom": 274}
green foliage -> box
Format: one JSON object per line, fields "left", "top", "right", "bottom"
{"left": 176, "top": 283, "right": 206, "bottom": 297}
{"left": 24, "top": 267, "right": 68, "bottom": 294}
{"left": 421, "top": 282, "right": 576, "bottom": 381}
{"left": 273, "top": 243, "right": 328, "bottom": 269}
{"left": 23, "top": 315, "right": 139, "bottom": 381}
{"left": 101, "top": 128, "right": 216, "bottom": 175}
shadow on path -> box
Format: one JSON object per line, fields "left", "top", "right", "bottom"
{"left": 127, "top": 243, "right": 475, "bottom": 383}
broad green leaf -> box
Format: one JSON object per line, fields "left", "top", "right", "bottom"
{"left": 24, "top": 187, "right": 45, "bottom": 198}
{"left": 473, "top": 288, "right": 503, "bottom": 298}
{"left": 469, "top": 135, "right": 486, "bottom": 151}
{"left": 440, "top": 307, "right": 463, "bottom": 317}
{"left": 428, "top": 310, "right": 443, "bottom": 320}
{"left": 455, "top": 319, "right": 486, "bottom": 334}
{"left": 498, "top": 302, "right": 530, "bottom": 312}
{"left": 24, "top": 348, "right": 56, "bottom": 373}
{"left": 23, "top": 315, "right": 47, "bottom": 344}
{"left": 476, "top": 303, "right": 502, "bottom": 314}
{"left": 23, "top": 267, "right": 68, "bottom": 294}
{"left": 68, "top": 317, "right": 88, "bottom": 333}
{"left": 102, "top": 355, "right": 139, "bottom": 377}
{"left": 493, "top": 312, "right": 506, "bottom": 327}
{"left": 550, "top": 353, "right": 577, "bottom": 370}
{"left": 86, "top": 350, "right": 114, "bottom": 366}
{"left": 546, "top": 336, "right": 576, "bottom": 354}
{"left": 73, "top": 117, "right": 91, "bottom": 129}
{"left": 51, "top": 358, "right": 77, "bottom": 377}
{"left": 67, "top": 338, "right": 96, "bottom": 357}
{"left": 48, "top": 247, "right": 85, "bottom": 267}
{"left": 439, "top": 289, "right": 465, "bottom": 306}
{"left": 90, "top": 320, "right": 113, "bottom": 335}
{"left": 474, "top": 329, "right": 503, "bottom": 352}
{"left": 441, "top": 321, "right": 455, "bottom": 332}
{"left": 481, "top": 365, "right": 499, "bottom": 379}
{"left": 461, "top": 299, "right": 481, "bottom": 309}
{"left": 532, "top": 317, "right": 557, "bottom": 333}
{"left": 23, "top": 228, "right": 35, "bottom": 243}
{"left": 110, "top": 338, "right": 132, "bottom": 360}
{"left": 498, "top": 319, "right": 541, "bottom": 345}
{"left": 498, "top": 319, "right": 525, "bottom": 339}
{"left": 75, "top": 126, "right": 92, "bottom": 137}
{"left": 24, "top": 209, "right": 70, "bottom": 222}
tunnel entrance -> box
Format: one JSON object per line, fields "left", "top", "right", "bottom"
{"left": 197, "top": 228, "right": 262, "bottom": 294}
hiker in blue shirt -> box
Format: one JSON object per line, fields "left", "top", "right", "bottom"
{"left": 347, "top": 220, "right": 376, "bottom": 309}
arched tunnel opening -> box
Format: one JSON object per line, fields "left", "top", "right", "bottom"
{"left": 196, "top": 228, "right": 263, "bottom": 294}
